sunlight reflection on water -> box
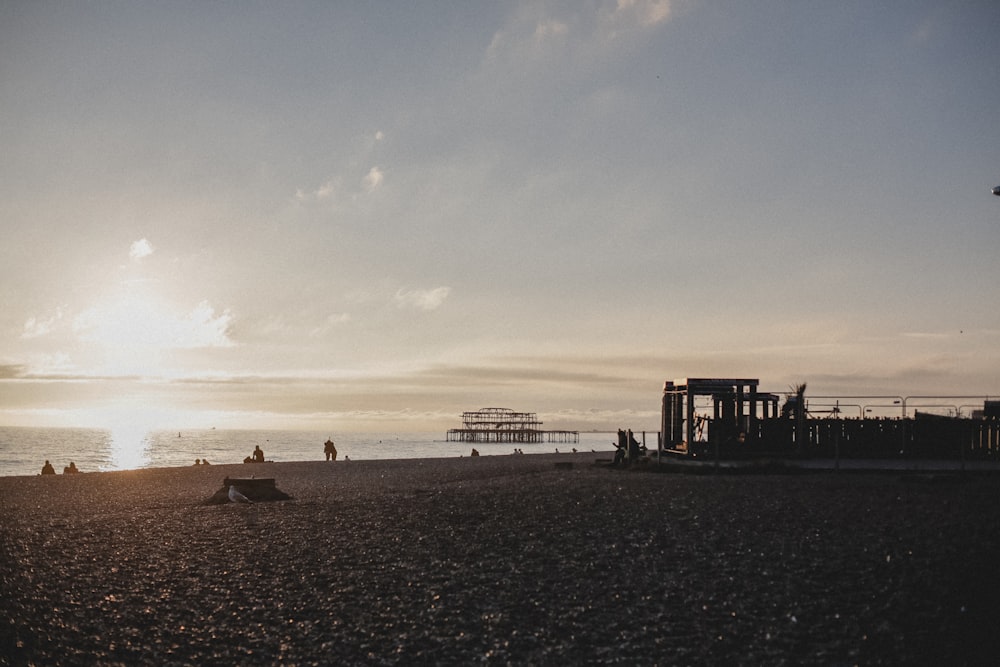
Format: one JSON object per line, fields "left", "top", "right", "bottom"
{"left": 105, "top": 423, "right": 153, "bottom": 471}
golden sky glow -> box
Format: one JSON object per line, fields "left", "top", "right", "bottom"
{"left": 2, "top": 2, "right": 999, "bottom": 432}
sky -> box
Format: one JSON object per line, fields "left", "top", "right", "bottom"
{"left": 2, "top": 1, "right": 999, "bottom": 433}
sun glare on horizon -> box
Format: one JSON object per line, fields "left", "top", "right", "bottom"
{"left": 72, "top": 276, "right": 234, "bottom": 379}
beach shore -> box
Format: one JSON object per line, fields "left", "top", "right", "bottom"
{"left": 2, "top": 453, "right": 999, "bottom": 665}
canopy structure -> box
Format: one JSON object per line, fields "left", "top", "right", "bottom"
{"left": 661, "top": 378, "right": 780, "bottom": 454}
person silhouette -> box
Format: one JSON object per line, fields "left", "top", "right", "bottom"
{"left": 41, "top": 460, "right": 55, "bottom": 475}
{"left": 324, "top": 438, "right": 338, "bottom": 461}
{"left": 63, "top": 462, "right": 79, "bottom": 474}
{"left": 253, "top": 445, "right": 264, "bottom": 463}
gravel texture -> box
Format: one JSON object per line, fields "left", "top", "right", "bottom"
{"left": 2, "top": 454, "right": 999, "bottom": 665}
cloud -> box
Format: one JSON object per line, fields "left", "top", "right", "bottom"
{"left": 296, "top": 164, "right": 382, "bottom": 203}
{"left": 182, "top": 301, "right": 235, "bottom": 348}
{"left": 129, "top": 238, "right": 154, "bottom": 261}
{"left": 315, "top": 179, "right": 337, "bottom": 200}
{"left": 74, "top": 298, "right": 234, "bottom": 349}
{"left": 534, "top": 18, "right": 569, "bottom": 42}
{"left": 296, "top": 177, "right": 340, "bottom": 202}
{"left": 309, "top": 312, "right": 352, "bottom": 337}
{"left": 21, "top": 308, "right": 63, "bottom": 339}
{"left": 363, "top": 166, "right": 384, "bottom": 193}
{"left": 901, "top": 331, "right": 951, "bottom": 340}
{"left": 326, "top": 312, "right": 352, "bottom": 325}
{"left": 393, "top": 287, "right": 451, "bottom": 311}
{"left": 487, "top": 9, "right": 569, "bottom": 61}
{"left": 487, "top": 0, "right": 674, "bottom": 63}
{"left": 0, "top": 364, "right": 26, "bottom": 379}
{"left": 613, "top": 0, "right": 672, "bottom": 28}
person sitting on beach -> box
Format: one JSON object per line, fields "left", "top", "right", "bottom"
{"left": 41, "top": 460, "right": 56, "bottom": 475}
{"left": 194, "top": 459, "right": 202, "bottom": 466}
{"left": 471, "top": 448, "right": 479, "bottom": 457}
{"left": 612, "top": 437, "right": 626, "bottom": 464}
{"left": 202, "top": 458, "right": 210, "bottom": 465}
{"left": 252, "top": 445, "right": 264, "bottom": 463}
{"left": 63, "top": 462, "right": 79, "bottom": 474}
{"left": 324, "top": 438, "right": 338, "bottom": 461}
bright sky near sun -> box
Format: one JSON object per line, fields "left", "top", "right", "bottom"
{"left": 1, "top": 1, "right": 998, "bottom": 432}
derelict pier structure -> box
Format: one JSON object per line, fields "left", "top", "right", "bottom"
{"left": 447, "top": 407, "right": 579, "bottom": 444}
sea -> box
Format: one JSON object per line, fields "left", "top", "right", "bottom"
{"left": 0, "top": 427, "right": 622, "bottom": 478}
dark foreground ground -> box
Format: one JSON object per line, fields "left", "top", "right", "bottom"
{"left": 2, "top": 454, "right": 999, "bottom": 665}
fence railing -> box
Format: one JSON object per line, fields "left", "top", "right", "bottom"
{"left": 740, "top": 417, "right": 1000, "bottom": 459}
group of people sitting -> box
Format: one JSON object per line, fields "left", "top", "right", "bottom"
{"left": 41, "top": 460, "right": 78, "bottom": 475}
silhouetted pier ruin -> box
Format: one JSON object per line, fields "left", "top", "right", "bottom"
{"left": 447, "top": 407, "right": 579, "bottom": 444}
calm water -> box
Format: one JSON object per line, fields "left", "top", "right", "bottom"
{"left": 0, "top": 427, "right": 621, "bottom": 478}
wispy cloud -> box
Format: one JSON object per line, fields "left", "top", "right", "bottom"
{"left": 487, "top": 0, "right": 674, "bottom": 63}
{"left": 309, "top": 312, "right": 352, "bottom": 337}
{"left": 296, "top": 176, "right": 340, "bottom": 202}
{"left": 393, "top": 287, "right": 451, "bottom": 311}
{"left": 21, "top": 308, "right": 63, "bottom": 339}
{"left": 129, "top": 238, "right": 154, "bottom": 261}
{"left": 533, "top": 18, "right": 569, "bottom": 42}
{"left": 901, "top": 331, "right": 952, "bottom": 339}
{"left": 612, "top": 0, "right": 672, "bottom": 29}
{"left": 0, "top": 364, "right": 26, "bottom": 379}
{"left": 363, "top": 166, "right": 384, "bottom": 193}
{"left": 315, "top": 179, "right": 337, "bottom": 200}
{"left": 296, "top": 164, "right": 384, "bottom": 203}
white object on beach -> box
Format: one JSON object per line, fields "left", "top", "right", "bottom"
{"left": 228, "top": 485, "right": 252, "bottom": 503}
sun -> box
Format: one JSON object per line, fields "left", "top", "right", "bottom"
{"left": 74, "top": 281, "right": 233, "bottom": 378}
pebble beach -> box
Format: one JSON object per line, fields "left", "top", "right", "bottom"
{"left": 2, "top": 453, "right": 999, "bottom": 665}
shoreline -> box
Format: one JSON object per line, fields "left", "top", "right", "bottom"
{"left": 0, "top": 426, "right": 618, "bottom": 479}
{"left": 3, "top": 454, "right": 999, "bottom": 663}
{"left": 0, "top": 450, "right": 605, "bottom": 481}
{"left": 6, "top": 447, "right": 1000, "bottom": 482}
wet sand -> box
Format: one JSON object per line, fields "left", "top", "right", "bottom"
{"left": 2, "top": 454, "right": 999, "bottom": 665}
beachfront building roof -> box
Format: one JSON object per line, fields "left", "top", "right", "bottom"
{"left": 447, "top": 407, "right": 579, "bottom": 444}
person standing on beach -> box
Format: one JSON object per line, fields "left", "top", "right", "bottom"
{"left": 324, "top": 438, "right": 338, "bottom": 461}
{"left": 253, "top": 445, "right": 264, "bottom": 463}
